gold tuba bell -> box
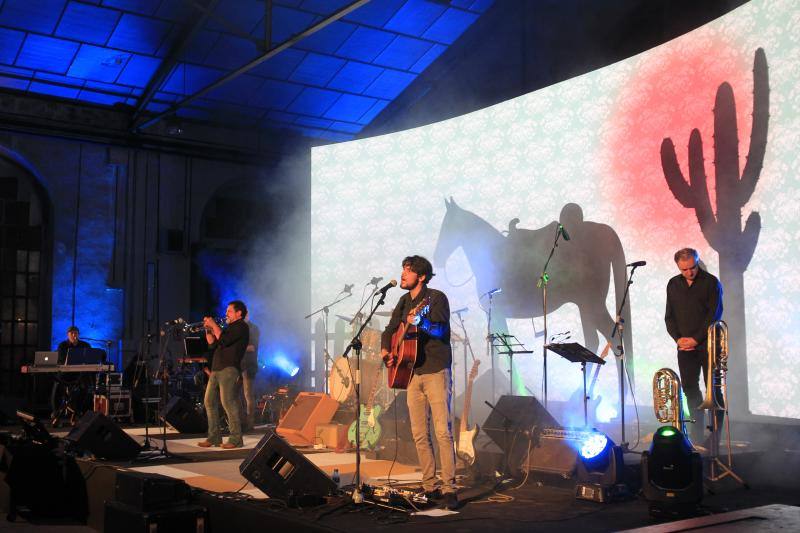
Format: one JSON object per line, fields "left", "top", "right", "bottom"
{"left": 699, "top": 320, "right": 728, "bottom": 411}
{"left": 652, "top": 367, "right": 686, "bottom": 433}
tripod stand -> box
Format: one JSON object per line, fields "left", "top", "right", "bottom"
{"left": 134, "top": 326, "right": 186, "bottom": 462}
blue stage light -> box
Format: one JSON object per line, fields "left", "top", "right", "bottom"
{"left": 271, "top": 353, "right": 300, "bottom": 378}
{"left": 580, "top": 433, "right": 609, "bottom": 460}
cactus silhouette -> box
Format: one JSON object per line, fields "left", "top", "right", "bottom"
{"left": 660, "top": 48, "right": 769, "bottom": 416}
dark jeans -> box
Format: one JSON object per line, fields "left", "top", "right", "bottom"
{"left": 677, "top": 348, "right": 724, "bottom": 444}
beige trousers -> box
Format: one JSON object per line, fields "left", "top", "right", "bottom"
{"left": 406, "top": 368, "right": 456, "bottom": 493}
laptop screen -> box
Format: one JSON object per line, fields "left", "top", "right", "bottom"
{"left": 65, "top": 347, "right": 107, "bottom": 365}
{"left": 34, "top": 351, "right": 59, "bottom": 366}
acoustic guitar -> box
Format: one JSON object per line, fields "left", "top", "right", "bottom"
{"left": 456, "top": 358, "right": 480, "bottom": 465}
{"left": 387, "top": 296, "right": 430, "bottom": 389}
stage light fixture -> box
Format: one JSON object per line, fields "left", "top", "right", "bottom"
{"left": 574, "top": 430, "right": 627, "bottom": 503}
{"left": 641, "top": 425, "right": 703, "bottom": 518}
{"left": 269, "top": 353, "right": 300, "bottom": 378}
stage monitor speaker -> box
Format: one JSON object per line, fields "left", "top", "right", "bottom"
{"left": 160, "top": 396, "right": 207, "bottom": 434}
{"left": 483, "top": 395, "right": 575, "bottom": 477}
{"left": 276, "top": 392, "right": 338, "bottom": 446}
{"left": 240, "top": 429, "right": 336, "bottom": 502}
{"left": 65, "top": 411, "right": 141, "bottom": 461}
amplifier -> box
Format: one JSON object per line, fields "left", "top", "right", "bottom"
{"left": 94, "top": 390, "right": 133, "bottom": 422}
{"left": 105, "top": 372, "right": 123, "bottom": 389}
{"left": 314, "top": 423, "right": 348, "bottom": 450}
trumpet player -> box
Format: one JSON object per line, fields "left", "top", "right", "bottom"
{"left": 664, "top": 248, "right": 723, "bottom": 446}
{"left": 198, "top": 300, "right": 250, "bottom": 449}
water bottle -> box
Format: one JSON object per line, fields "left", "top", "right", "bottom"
{"left": 332, "top": 468, "right": 340, "bottom": 488}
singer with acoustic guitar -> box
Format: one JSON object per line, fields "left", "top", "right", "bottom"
{"left": 380, "top": 255, "right": 457, "bottom": 510}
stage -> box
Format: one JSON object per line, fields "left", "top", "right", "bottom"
{"left": 2, "top": 419, "right": 797, "bottom": 533}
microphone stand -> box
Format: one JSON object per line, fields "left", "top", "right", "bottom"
{"left": 342, "top": 290, "right": 389, "bottom": 504}
{"left": 305, "top": 291, "right": 352, "bottom": 394}
{"left": 537, "top": 224, "right": 566, "bottom": 409}
{"left": 135, "top": 333, "right": 156, "bottom": 452}
{"left": 609, "top": 264, "right": 639, "bottom": 452}
{"left": 133, "top": 325, "right": 187, "bottom": 463}
{"left": 452, "top": 310, "right": 476, "bottom": 398}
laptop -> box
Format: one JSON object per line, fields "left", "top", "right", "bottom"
{"left": 34, "top": 351, "right": 59, "bottom": 367}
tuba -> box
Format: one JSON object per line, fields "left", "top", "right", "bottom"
{"left": 653, "top": 367, "right": 686, "bottom": 433}
{"left": 699, "top": 320, "right": 728, "bottom": 411}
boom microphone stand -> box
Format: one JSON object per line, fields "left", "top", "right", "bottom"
{"left": 537, "top": 223, "right": 568, "bottom": 409}
{"left": 609, "top": 262, "right": 640, "bottom": 452}
{"left": 342, "top": 288, "right": 391, "bottom": 504}
{"left": 305, "top": 287, "right": 352, "bottom": 394}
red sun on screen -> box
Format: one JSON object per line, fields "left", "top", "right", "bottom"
{"left": 602, "top": 39, "right": 754, "bottom": 256}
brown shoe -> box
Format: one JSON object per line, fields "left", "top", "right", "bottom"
{"left": 221, "top": 442, "right": 242, "bottom": 449}
{"left": 197, "top": 440, "right": 217, "bottom": 448}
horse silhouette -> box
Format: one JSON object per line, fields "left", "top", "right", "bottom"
{"left": 433, "top": 198, "right": 633, "bottom": 391}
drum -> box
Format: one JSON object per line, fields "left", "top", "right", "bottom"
{"left": 361, "top": 327, "right": 382, "bottom": 359}
{"left": 328, "top": 356, "right": 353, "bottom": 403}
{"left": 327, "top": 356, "right": 382, "bottom": 404}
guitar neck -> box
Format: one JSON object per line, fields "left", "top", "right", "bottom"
{"left": 460, "top": 377, "right": 475, "bottom": 432}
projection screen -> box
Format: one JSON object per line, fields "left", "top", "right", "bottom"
{"left": 311, "top": 0, "right": 800, "bottom": 422}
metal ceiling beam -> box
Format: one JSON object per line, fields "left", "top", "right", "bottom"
{"left": 128, "top": 0, "right": 220, "bottom": 131}
{"left": 186, "top": 0, "right": 265, "bottom": 49}
{"left": 133, "top": 0, "right": 371, "bottom": 132}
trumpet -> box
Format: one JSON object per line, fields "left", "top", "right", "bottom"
{"left": 183, "top": 316, "right": 225, "bottom": 334}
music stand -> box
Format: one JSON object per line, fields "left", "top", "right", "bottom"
{"left": 492, "top": 334, "right": 533, "bottom": 395}
{"left": 547, "top": 343, "right": 605, "bottom": 427}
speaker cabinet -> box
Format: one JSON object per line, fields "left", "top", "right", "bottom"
{"left": 483, "top": 395, "right": 575, "bottom": 477}
{"left": 104, "top": 501, "right": 206, "bottom": 533}
{"left": 160, "top": 396, "right": 207, "bottom": 434}
{"left": 240, "top": 429, "right": 336, "bottom": 502}
{"left": 276, "top": 392, "right": 338, "bottom": 446}
{"left": 65, "top": 411, "right": 141, "bottom": 460}
{"left": 115, "top": 471, "right": 191, "bottom": 511}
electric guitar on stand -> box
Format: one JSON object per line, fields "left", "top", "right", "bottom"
{"left": 387, "top": 296, "right": 431, "bottom": 389}
{"left": 456, "top": 358, "right": 480, "bottom": 465}
{"left": 347, "top": 365, "right": 385, "bottom": 450}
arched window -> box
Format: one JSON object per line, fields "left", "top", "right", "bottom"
{"left": 0, "top": 157, "right": 51, "bottom": 397}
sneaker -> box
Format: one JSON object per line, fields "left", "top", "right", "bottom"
{"left": 442, "top": 491, "right": 458, "bottom": 511}
{"left": 197, "top": 440, "right": 217, "bottom": 448}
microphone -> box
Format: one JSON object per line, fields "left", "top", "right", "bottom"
{"left": 378, "top": 279, "right": 397, "bottom": 294}
{"left": 451, "top": 307, "right": 469, "bottom": 315}
{"left": 627, "top": 260, "right": 647, "bottom": 268}
{"left": 343, "top": 284, "right": 354, "bottom": 294}
{"left": 486, "top": 287, "right": 502, "bottom": 296}
{"left": 369, "top": 276, "right": 383, "bottom": 285}
{"left": 559, "top": 224, "right": 571, "bottom": 241}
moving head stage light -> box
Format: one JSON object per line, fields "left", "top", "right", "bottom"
{"left": 641, "top": 426, "right": 703, "bottom": 518}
